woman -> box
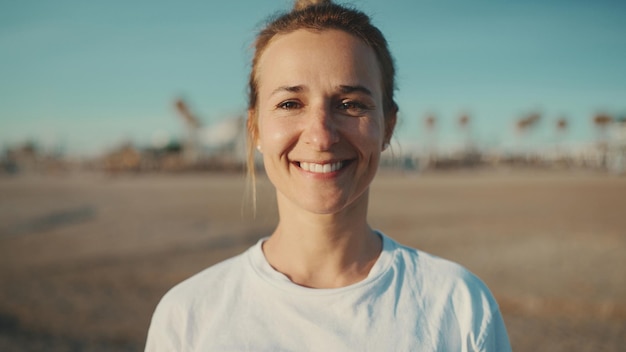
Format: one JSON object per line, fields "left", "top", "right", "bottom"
{"left": 146, "top": 0, "right": 511, "bottom": 350}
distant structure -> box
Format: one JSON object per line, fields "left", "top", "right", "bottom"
{"left": 5, "top": 103, "right": 623, "bottom": 175}
{"left": 175, "top": 99, "right": 203, "bottom": 164}
{"left": 0, "top": 142, "right": 67, "bottom": 175}
{"left": 102, "top": 142, "right": 142, "bottom": 173}
{"left": 607, "top": 116, "right": 626, "bottom": 174}
{"left": 173, "top": 98, "right": 245, "bottom": 170}
{"left": 593, "top": 113, "right": 613, "bottom": 169}
{"left": 91, "top": 98, "right": 246, "bottom": 174}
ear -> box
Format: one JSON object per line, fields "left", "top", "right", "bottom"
{"left": 383, "top": 108, "right": 398, "bottom": 145}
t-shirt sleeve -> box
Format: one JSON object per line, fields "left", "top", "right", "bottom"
{"left": 144, "top": 294, "right": 184, "bottom": 352}
{"left": 478, "top": 304, "right": 512, "bottom": 352}
{"left": 454, "top": 268, "right": 512, "bottom": 352}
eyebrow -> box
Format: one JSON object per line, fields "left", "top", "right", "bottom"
{"left": 270, "top": 85, "right": 305, "bottom": 97}
{"left": 338, "top": 85, "right": 373, "bottom": 96}
{"left": 269, "top": 84, "right": 373, "bottom": 97}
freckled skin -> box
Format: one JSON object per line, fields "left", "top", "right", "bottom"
{"left": 254, "top": 29, "right": 389, "bottom": 215}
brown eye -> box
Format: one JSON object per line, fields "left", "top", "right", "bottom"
{"left": 338, "top": 101, "right": 368, "bottom": 115}
{"left": 278, "top": 101, "right": 301, "bottom": 110}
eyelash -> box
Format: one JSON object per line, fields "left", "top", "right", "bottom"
{"left": 276, "top": 100, "right": 370, "bottom": 113}
{"left": 277, "top": 101, "right": 301, "bottom": 110}
{"left": 339, "top": 101, "right": 368, "bottom": 111}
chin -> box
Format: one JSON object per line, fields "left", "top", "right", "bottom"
{"left": 301, "top": 200, "right": 347, "bottom": 215}
{"left": 297, "top": 191, "right": 366, "bottom": 216}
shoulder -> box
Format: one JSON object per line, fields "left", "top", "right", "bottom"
{"left": 159, "top": 252, "right": 246, "bottom": 309}
{"left": 145, "top": 252, "right": 250, "bottom": 351}
{"left": 389, "top": 237, "right": 492, "bottom": 298}
{"left": 384, "top": 235, "right": 511, "bottom": 351}
{"left": 148, "top": 252, "right": 248, "bottom": 327}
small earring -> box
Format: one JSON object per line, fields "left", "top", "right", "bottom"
{"left": 382, "top": 142, "right": 390, "bottom": 151}
{"left": 256, "top": 145, "right": 262, "bottom": 152}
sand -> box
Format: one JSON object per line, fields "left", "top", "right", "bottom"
{"left": 0, "top": 170, "right": 624, "bottom": 351}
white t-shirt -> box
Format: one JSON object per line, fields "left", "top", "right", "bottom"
{"left": 145, "top": 233, "right": 511, "bottom": 351}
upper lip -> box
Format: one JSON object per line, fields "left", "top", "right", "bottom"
{"left": 294, "top": 159, "right": 346, "bottom": 165}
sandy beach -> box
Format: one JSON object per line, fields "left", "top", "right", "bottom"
{"left": 1, "top": 170, "right": 624, "bottom": 351}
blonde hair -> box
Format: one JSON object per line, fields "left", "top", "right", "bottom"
{"left": 293, "top": 0, "right": 331, "bottom": 11}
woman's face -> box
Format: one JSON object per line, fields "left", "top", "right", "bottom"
{"left": 253, "top": 29, "right": 394, "bottom": 215}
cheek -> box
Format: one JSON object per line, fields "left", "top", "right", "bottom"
{"left": 258, "top": 116, "right": 297, "bottom": 152}
{"left": 352, "top": 118, "right": 384, "bottom": 148}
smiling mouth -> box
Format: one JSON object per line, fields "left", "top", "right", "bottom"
{"left": 298, "top": 161, "right": 348, "bottom": 174}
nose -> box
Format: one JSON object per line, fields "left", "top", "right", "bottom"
{"left": 302, "top": 105, "right": 339, "bottom": 150}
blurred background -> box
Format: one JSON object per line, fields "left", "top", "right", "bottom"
{"left": 1, "top": 0, "right": 625, "bottom": 351}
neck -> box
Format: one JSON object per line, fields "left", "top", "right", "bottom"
{"left": 262, "top": 190, "right": 382, "bottom": 288}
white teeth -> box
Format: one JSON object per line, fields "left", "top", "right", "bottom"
{"left": 300, "top": 161, "right": 343, "bottom": 174}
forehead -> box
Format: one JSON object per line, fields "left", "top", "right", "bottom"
{"left": 255, "top": 29, "right": 382, "bottom": 96}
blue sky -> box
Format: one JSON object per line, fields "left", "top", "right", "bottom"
{"left": 1, "top": 0, "right": 625, "bottom": 156}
